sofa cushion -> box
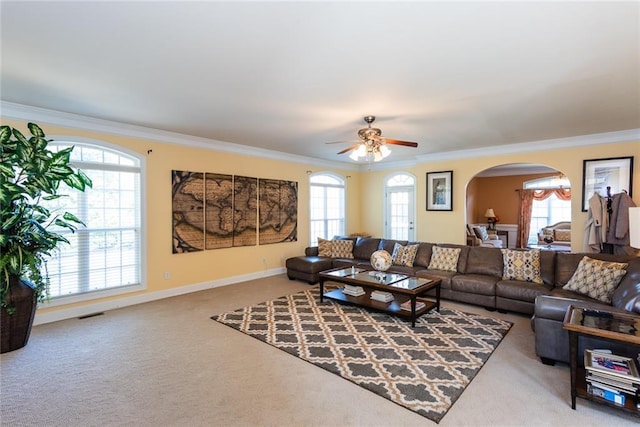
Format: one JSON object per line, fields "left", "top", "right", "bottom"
{"left": 451, "top": 274, "right": 497, "bottom": 296}
{"left": 391, "top": 243, "right": 419, "bottom": 267}
{"left": 554, "top": 229, "right": 571, "bottom": 241}
{"left": 317, "top": 238, "right": 332, "bottom": 257}
{"left": 562, "top": 256, "right": 628, "bottom": 303}
{"left": 611, "top": 258, "right": 640, "bottom": 313}
{"left": 413, "top": 243, "right": 433, "bottom": 268}
{"left": 496, "top": 280, "right": 551, "bottom": 303}
{"left": 331, "top": 239, "right": 354, "bottom": 259}
{"left": 415, "top": 269, "right": 456, "bottom": 290}
{"left": 538, "top": 250, "right": 556, "bottom": 286}
{"left": 352, "top": 237, "right": 382, "bottom": 260}
{"left": 466, "top": 247, "right": 503, "bottom": 277}
{"left": 428, "top": 246, "right": 461, "bottom": 272}
{"left": 501, "top": 249, "right": 543, "bottom": 284}
{"left": 285, "top": 256, "right": 334, "bottom": 274}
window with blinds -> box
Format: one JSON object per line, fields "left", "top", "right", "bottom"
{"left": 41, "top": 142, "right": 143, "bottom": 302}
{"left": 309, "top": 173, "right": 345, "bottom": 246}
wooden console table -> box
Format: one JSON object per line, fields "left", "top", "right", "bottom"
{"left": 563, "top": 306, "right": 640, "bottom": 416}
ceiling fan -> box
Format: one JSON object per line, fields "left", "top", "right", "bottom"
{"left": 328, "top": 116, "right": 418, "bottom": 162}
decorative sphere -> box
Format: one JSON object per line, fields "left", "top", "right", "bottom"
{"left": 370, "top": 250, "right": 392, "bottom": 271}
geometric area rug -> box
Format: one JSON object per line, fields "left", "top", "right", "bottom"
{"left": 212, "top": 287, "right": 512, "bottom": 423}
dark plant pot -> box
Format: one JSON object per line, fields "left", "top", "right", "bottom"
{"left": 1, "top": 277, "right": 37, "bottom": 354}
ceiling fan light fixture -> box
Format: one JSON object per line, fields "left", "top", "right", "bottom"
{"left": 330, "top": 115, "right": 418, "bottom": 163}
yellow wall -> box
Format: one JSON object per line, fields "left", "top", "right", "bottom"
{"left": 360, "top": 142, "right": 640, "bottom": 247}
{"left": 3, "top": 117, "right": 639, "bottom": 316}
{"left": 1, "top": 118, "right": 362, "bottom": 315}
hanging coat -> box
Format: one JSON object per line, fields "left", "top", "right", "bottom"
{"left": 583, "top": 193, "right": 607, "bottom": 252}
{"left": 605, "top": 192, "right": 637, "bottom": 255}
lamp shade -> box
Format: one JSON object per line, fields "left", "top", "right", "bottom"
{"left": 630, "top": 207, "right": 640, "bottom": 249}
{"left": 484, "top": 208, "right": 496, "bottom": 218}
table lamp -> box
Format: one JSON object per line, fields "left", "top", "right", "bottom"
{"left": 484, "top": 208, "right": 496, "bottom": 230}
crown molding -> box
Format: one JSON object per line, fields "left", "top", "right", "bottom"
{"left": 415, "top": 129, "right": 640, "bottom": 163}
{"left": 0, "top": 101, "right": 360, "bottom": 172}
{"left": 3, "top": 101, "right": 637, "bottom": 173}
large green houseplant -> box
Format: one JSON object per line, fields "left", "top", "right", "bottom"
{"left": 0, "top": 123, "right": 92, "bottom": 353}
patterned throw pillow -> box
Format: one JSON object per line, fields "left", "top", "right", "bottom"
{"left": 427, "top": 246, "right": 461, "bottom": 272}
{"left": 331, "top": 239, "right": 354, "bottom": 259}
{"left": 473, "top": 226, "right": 490, "bottom": 241}
{"left": 317, "top": 238, "right": 332, "bottom": 257}
{"left": 391, "top": 243, "right": 419, "bottom": 267}
{"left": 563, "top": 256, "right": 628, "bottom": 303}
{"left": 554, "top": 229, "right": 571, "bottom": 241}
{"left": 501, "top": 249, "right": 543, "bottom": 284}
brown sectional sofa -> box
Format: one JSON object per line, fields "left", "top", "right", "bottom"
{"left": 286, "top": 237, "right": 640, "bottom": 365}
{"left": 288, "top": 237, "right": 560, "bottom": 314}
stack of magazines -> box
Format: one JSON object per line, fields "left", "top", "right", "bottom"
{"left": 370, "top": 290, "right": 394, "bottom": 302}
{"left": 584, "top": 350, "right": 640, "bottom": 407}
{"left": 342, "top": 285, "right": 365, "bottom": 297}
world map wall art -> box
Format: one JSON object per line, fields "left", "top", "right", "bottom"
{"left": 172, "top": 170, "right": 297, "bottom": 253}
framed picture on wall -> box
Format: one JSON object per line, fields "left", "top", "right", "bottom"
{"left": 581, "top": 156, "right": 633, "bottom": 212}
{"left": 426, "top": 170, "right": 453, "bottom": 211}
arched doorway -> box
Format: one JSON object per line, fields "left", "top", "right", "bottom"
{"left": 466, "top": 164, "right": 571, "bottom": 248}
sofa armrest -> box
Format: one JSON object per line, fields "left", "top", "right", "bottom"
{"left": 305, "top": 246, "right": 319, "bottom": 256}
{"left": 534, "top": 295, "right": 628, "bottom": 323}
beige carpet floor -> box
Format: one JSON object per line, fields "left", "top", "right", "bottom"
{"left": 1, "top": 274, "right": 638, "bottom": 426}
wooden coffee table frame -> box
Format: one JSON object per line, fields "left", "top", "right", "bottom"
{"left": 319, "top": 267, "right": 441, "bottom": 327}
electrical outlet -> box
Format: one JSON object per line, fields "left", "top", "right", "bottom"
{"left": 164, "top": 271, "right": 170, "bottom": 280}
{"left": 262, "top": 257, "right": 267, "bottom": 265}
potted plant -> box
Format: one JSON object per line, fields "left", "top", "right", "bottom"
{"left": 0, "top": 123, "right": 92, "bottom": 353}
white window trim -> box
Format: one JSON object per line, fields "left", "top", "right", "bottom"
{"left": 383, "top": 172, "right": 417, "bottom": 240}
{"left": 39, "top": 136, "right": 148, "bottom": 308}
{"left": 309, "top": 171, "right": 347, "bottom": 245}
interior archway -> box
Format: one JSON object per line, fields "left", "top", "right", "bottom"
{"left": 466, "top": 163, "right": 571, "bottom": 248}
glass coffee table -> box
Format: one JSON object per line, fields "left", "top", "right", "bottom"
{"left": 318, "top": 267, "right": 441, "bottom": 327}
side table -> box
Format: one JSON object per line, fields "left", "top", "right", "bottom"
{"left": 495, "top": 229, "right": 508, "bottom": 248}
{"left": 563, "top": 306, "right": 640, "bottom": 415}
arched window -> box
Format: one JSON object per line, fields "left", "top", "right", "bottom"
{"left": 384, "top": 173, "right": 416, "bottom": 240}
{"left": 41, "top": 141, "right": 144, "bottom": 304}
{"left": 309, "top": 173, "right": 345, "bottom": 246}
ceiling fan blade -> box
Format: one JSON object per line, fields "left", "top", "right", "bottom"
{"left": 337, "top": 144, "right": 359, "bottom": 155}
{"left": 326, "top": 140, "right": 358, "bottom": 145}
{"left": 385, "top": 139, "right": 418, "bottom": 147}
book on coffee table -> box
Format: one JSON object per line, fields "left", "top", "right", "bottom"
{"left": 370, "top": 290, "right": 394, "bottom": 302}
{"left": 343, "top": 285, "right": 365, "bottom": 297}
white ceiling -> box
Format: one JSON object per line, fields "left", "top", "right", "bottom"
{"left": 1, "top": 1, "right": 639, "bottom": 167}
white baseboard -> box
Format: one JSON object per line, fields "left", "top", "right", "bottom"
{"left": 33, "top": 267, "right": 286, "bottom": 326}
